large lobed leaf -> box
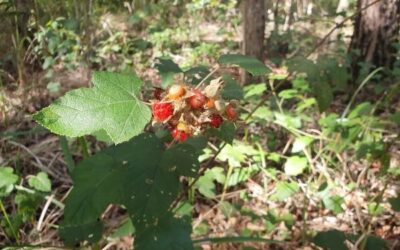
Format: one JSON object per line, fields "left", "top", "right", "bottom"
{"left": 33, "top": 71, "right": 151, "bottom": 144}
{"left": 134, "top": 214, "right": 193, "bottom": 250}
{"left": 219, "top": 54, "right": 270, "bottom": 76}
{"left": 60, "top": 133, "right": 197, "bottom": 248}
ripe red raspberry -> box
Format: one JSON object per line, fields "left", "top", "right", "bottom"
{"left": 171, "top": 128, "right": 188, "bottom": 142}
{"left": 152, "top": 102, "right": 173, "bottom": 121}
{"left": 187, "top": 90, "right": 206, "bottom": 109}
{"left": 210, "top": 114, "right": 223, "bottom": 128}
{"left": 225, "top": 104, "right": 237, "bottom": 120}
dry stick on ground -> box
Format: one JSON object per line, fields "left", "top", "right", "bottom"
{"left": 170, "top": 0, "right": 383, "bottom": 212}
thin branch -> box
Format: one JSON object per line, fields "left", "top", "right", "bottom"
{"left": 305, "top": 0, "right": 382, "bottom": 58}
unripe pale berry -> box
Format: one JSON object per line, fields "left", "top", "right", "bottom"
{"left": 168, "top": 84, "right": 186, "bottom": 100}
{"left": 177, "top": 122, "right": 190, "bottom": 133}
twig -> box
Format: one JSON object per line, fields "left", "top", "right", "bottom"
{"left": 37, "top": 194, "right": 54, "bottom": 231}
{"left": 195, "top": 65, "right": 220, "bottom": 89}
{"left": 305, "top": 0, "right": 382, "bottom": 58}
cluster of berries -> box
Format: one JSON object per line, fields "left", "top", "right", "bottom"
{"left": 151, "top": 80, "right": 237, "bottom": 142}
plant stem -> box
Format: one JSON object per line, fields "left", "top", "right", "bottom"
{"left": 0, "top": 199, "right": 19, "bottom": 244}
{"left": 78, "top": 136, "right": 90, "bottom": 158}
{"left": 341, "top": 67, "right": 383, "bottom": 119}
{"left": 219, "top": 163, "right": 233, "bottom": 203}
{"left": 192, "top": 236, "right": 282, "bottom": 244}
{"left": 59, "top": 136, "right": 75, "bottom": 172}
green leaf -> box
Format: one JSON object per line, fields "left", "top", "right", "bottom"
{"left": 323, "top": 195, "right": 344, "bottom": 214}
{"left": 60, "top": 133, "right": 181, "bottom": 245}
{"left": 287, "top": 57, "right": 333, "bottom": 111}
{"left": 287, "top": 57, "right": 317, "bottom": 76}
{"left": 219, "top": 54, "right": 269, "bottom": 76}
{"left": 291, "top": 136, "right": 313, "bottom": 153}
{"left": 0, "top": 167, "right": 18, "bottom": 189}
{"left": 284, "top": 156, "right": 308, "bottom": 176}
{"left": 15, "top": 191, "right": 43, "bottom": 222}
{"left": 33, "top": 71, "right": 151, "bottom": 144}
{"left": 175, "top": 202, "right": 193, "bottom": 217}
{"left": 226, "top": 165, "right": 258, "bottom": 187}
{"left": 278, "top": 89, "right": 298, "bottom": 99}
{"left": 330, "top": 65, "right": 348, "bottom": 91}
{"left": 270, "top": 181, "right": 299, "bottom": 201}
{"left": 195, "top": 167, "right": 225, "bottom": 198}
{"left": 390, "top": 112, "right": 400, "bottom": 124}
{"left": 388, "top": 197, "right": 400, "bottom": 212}
{"left": 368, "top": 202, "right": 384, "bottom": 216}
{"left": 348, "top": 102, "right": 372, "bottom": 119}
{"left": 195, "top": 173, "right": 217, "bottom": 198}
{"left": 364, "top": 235, "right": 388, "bottom": 250}
{"left": 313, "top": 230, "right": 347, "bottom": 250}
{"left": 221, "top": 74, "right": 243, "bottom": 100}
{"left": 92, "top": 129, "right": 113, "bottom": 143}
{"left": 28, "top": 172, "right": 51, "bottom": 192}
{"left": 134, "top": 214, "right": 193, "bottom": 250}
{"left": 59, "top": 220, "right": 103, "bottom": 245}
{"left": 313, "top": 81, "right": 333, "bottom": 112}
{"left": 274, "top": 113, "right": 302, "bottom": 129}
{"left": 43, "top": 56, "right": 55, "bottom": 70}
{"left": 184, "top": 66, "right": 210, "bottom": 85}
{"left": 244, "top": 83, "right": 267, "bottom": 99}
{"left": 317, "top": 56, "right": 348, "bottom": 91}
{"left": 208, "top": 121, "right": 235, "bottom": 144}
{"left": 183, "top": 136, "right": 208, "bottom": 152}
{"left": 252, "top": 106, "right": 274, "bottom": 121}
{"left": 110, "top": 219, "right": 135, "bottom": 238}
{"left": 219, "top": 201, "right": 236, "bottom": 217}
{"left": 155, "top": 58, "right": 183, "bottom": 87}
{"left": 162, "top": 144, "right": 199, "bottom": 177}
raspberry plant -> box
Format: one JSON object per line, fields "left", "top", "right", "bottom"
{"left": 33, "top": 54, "right": 269, "bottom": 248}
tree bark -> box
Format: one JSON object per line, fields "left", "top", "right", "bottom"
{"left": 242, "top": 0, "right": 266, "bottom": 84}
{"left": 349, "top": 0, "right": 400, "bottom": 81}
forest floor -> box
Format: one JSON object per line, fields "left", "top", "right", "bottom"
{"left": 1, "top": 10, "right": 400, "bottom": 250}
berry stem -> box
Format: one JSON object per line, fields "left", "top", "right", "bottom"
{"left": 195, "top": 65, "right": 220, "bottom": 89}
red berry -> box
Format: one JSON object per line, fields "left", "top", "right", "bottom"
{"left": 171, "top": 128, "right": 188, "bottom": 142}
{"left": 225, "top": 104, "right": 237, "bottom": 120}
{"left": 153, "top": 88, "right": 164, "bottom": 100}
{"left": 187, "top": 90, "right": 206, "bottom": 109}
{"left": 152, "top": 102, "right": 173, "bottom": 121}
{"left": 210, "top": 114, "right": 223, "bottom": 128}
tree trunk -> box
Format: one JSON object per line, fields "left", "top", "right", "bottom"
{"left": 330, "top": 0, "right": 349, "bottom": 48}
{"left": 242, "top": 0, "right": 266, "bottom": 84}
{"left": 349, "top": 0, "right": 400, "bottom": 81}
